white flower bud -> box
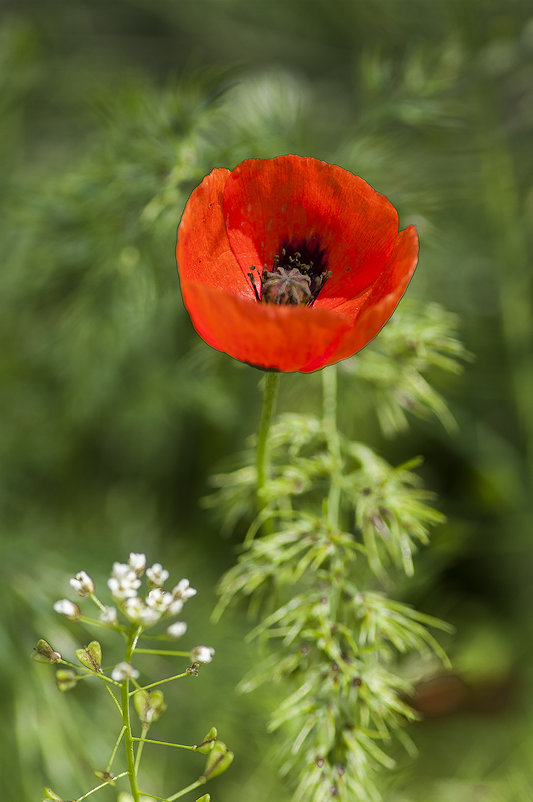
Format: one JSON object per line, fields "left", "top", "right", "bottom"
{"left": 172, "top": 578, "right": 197, "bottom": 601}
{"left": 128, "top": 552, "right": 146, "bottom": 575}
{"left": 123, "top": 597, "right": 160, "bottom": 626}
{"left": 190, "top": 645, "right": 215, "bottom": 664}
{"left": 69, "top": 570, "right": 95, "bottom": 597}
{"left": 107, "top": 562, "right": 141, "bottom": 600}
{"left": 111, "top": 562, "right": 132, "bottom": 578}
{"left": 53, "top": 599, "right": 81, "bottom": 620}
{"left": 146, "top": 588, "right": 173, "bottom": 612}
{"left": 111, "top": 661, "right": 139, "bottom": 682}
{"left": 167, "top": 621, "right": 187, "bottom": 639}
{"left": 168, "top": 598, "right": 184, "bottom": 616}
{"left": 146, "top": 563, "right": 169, "bottom": 587}
{"left": 99, "top": 605, "right": 118, "bottom": 625}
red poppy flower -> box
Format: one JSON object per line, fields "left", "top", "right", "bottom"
{"left": 176, "top": 155, "right": 418, "bottom": 373}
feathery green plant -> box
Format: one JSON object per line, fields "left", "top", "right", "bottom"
{"left": 212, "top": 310, "right": 467, "bottom": 801}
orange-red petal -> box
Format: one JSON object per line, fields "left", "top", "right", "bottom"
{"left": 179, "top": 278, "right": 352, "bottom": 371}
{"left": 312, "top": 224, "right": 419, "bottom": 368}
{"left": 223, "top": 155, "right": 399, "bottom": 303}
{"left": 177, "top": 167, "right": 251, "bottom": 298}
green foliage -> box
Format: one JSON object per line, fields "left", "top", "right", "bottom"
{"left": 344, "top": 303, "right": 472, "bottom": 436}
{"left": 2, "top": 0, "right": 533, "bottom": 800}
{"left": 215, "top": 366, "right": 456, "bottom": 801}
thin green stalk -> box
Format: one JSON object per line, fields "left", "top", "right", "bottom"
{"left": 129, "top": 670, "right": 190, "bottom": 694}
{"left": 106, "top": 725, "right": 126, "bottom": 772}
{"left": 167, "top": 778, "right": 206, "bottom": 801}
{"left": 322, "top": 365, "right": 342, "bottom": 529}
{"left": 256, "top": 372, "right": 280, "bottom": 530}
{"left": 134, "top": 724, "right": 149, "bottom": 773}
{"left": 122, "top": 630, "right": 141, "bottom": 802}
{"left": 132, "top": 736, "right": 195, "bottom": 750}
{"left": 76, "top": 771, "right": 128, "bottom": 801}
{"left": 134, "top": 648, "right": 189, "bottom": 657}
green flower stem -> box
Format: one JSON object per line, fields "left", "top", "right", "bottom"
{"left": 129, "top": 670, "right": 190, "bottom": 694}
{"left": 103, "top": 683, "right": 123, "bottom": 716}
{"left": 134, "top": 724, "right": 150, "bottom": 773}
{"left": 134, "top": 648, "right": 189, "bottom": 657}
{"left": 122, "top": 629, "right": 142, "bottom": 802}
{"left": 107, "top": 725, "right": 126, "bottom": 772}
{"left": 322, "top": 364, "right": 342, "bottom": 529}
{"left": 132, "top": 736, "right": 195, "bottom": 750}
{"left": 256, "top": 372, "right": 281, "bottom": 531}
{"left": 167, "top": 777, "right": 206, "bottom": 801}
{"left": 76, "top": 771, "right": 128, "bottom": 800}
{"left": 78, "top": 614, "right": 127, "bottom": 633}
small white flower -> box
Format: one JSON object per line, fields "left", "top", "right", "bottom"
{"left": 99, "top": 605, "right": 118, "bottom": 625}
{"left": 108, "top": 576, "right": 138, "bottom": 600}
{"left": 128, "top": 552, "right": 146, "bottom": 575}
{"left": 69, "top": 570, "right": 95, "bottom": 597}
{"left": 172, "top": 578, "right": 197, "bottom": 601}
{"left": 111, "top": 661, "right": 139, "bottom": 682}
{"left": 53, "top": 599, "right": 81, "bottom": 620}
{"left": 146, "top": 563, "right": 169, "bottom": 587}
{"left": 167, "top": 621, "right": 187, "bottom": 639}
{"left": 111, "top": 561, "right": 133, "bottom": 578}
{"left": 108, "top": 563, "right": 141, "bottom": 600}
{"left": 190, "top": 645, "right": 215, "bottom": 664}
{"left": 123, "top": 597, "right": 160, "bottom": 626}
{"left": 146, "top": 588, "right": 173, "bottom": 612}
{"left": 168, "top": 598, "right": 184, "bottom": 616}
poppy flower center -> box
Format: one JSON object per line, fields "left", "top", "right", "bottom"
{"left": 248, "top": 241, "right": 331, "bottom": 306}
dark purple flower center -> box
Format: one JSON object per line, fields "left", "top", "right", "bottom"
{"left": 249, "top": 239, "right": 331, "bottom": 306}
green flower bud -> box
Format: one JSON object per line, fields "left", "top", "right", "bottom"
{"left": 56, "top": 669, "right": 78, "bottom": 692}
{"left": 133, "top": 689, "right": 166, "bottom": 725}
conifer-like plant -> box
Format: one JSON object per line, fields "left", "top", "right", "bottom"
{"left": 33, "top": 554, "right": 232, "bottom": 802}
{"left": 210, "top": 304, "right": 467, "bottom": 801}
{"left": 176, "top": 156, "right": 468, "bottom": 801}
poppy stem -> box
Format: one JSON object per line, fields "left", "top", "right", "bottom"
{"left": 256, "top": 372, "right": 280, "bottom": 532}
{"left": 322, "top": 365, "right": 342, "bottom": 530}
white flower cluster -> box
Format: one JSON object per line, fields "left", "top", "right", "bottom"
{"left": 52, "top": 553, "right": 215, "bottom": 679}
{"left": 103, "top": 553, "right": 196, "bottom": 635}
{"left": 53, "top": 553, "right": 196, "bottom": 638}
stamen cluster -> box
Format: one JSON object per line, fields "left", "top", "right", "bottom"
{"left": 249, "top": 249, "right": 331, "bottom": 307}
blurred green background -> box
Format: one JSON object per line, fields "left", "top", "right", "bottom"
{"left": 1, "top": 1, "right": 532, "bottom": 800}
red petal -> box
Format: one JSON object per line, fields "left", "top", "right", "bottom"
{"left": 313, "top": 224, "right": 419, "bottom": 368}
{"left": 223, "top": 155, "right": 399, "bottom": 303}
{"left": 179, "top": 278, "right": 352, "bottom": 372}
{"left": 177, "top": 167, "right": 252, "bottom": 298}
